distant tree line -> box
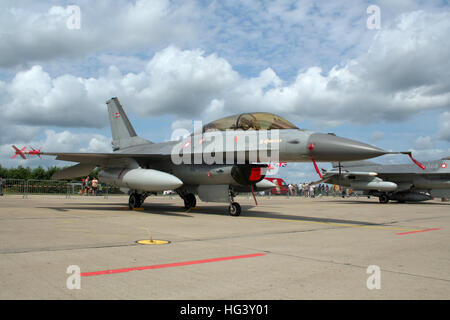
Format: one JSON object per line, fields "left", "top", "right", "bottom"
{"left": 0, "top": 165, "right": 100, "bottom": 181}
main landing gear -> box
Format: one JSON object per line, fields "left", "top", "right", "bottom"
{"left": 177, "top": 188, "right": 242, "bottom": 216}
{"left": 378, "top": 194, "right": 390, "bottom": 204}
{"left": 128, "top": 192, "right": 147, "bottom": 209}
{"left": 183, "top": 193, "right": 197, "bottom": 210}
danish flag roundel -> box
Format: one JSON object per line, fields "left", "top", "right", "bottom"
{"left": 442, "top": 163, "right": 447, "bottom": 169}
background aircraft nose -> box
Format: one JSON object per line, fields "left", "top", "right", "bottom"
{"left": 307, "top": 133, "right": 387, "bottom": 161}
{"left": 255, "top": 179, "right": 276, "bottom": 191}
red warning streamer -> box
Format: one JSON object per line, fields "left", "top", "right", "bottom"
{"left": 408, "top": 153, "right": 426, "bottom": 170}
{"left": 308, "top": 143, "right": 323, "bottom": 179}
{"left": 250, "top": 184, "right": 258, "bottom": 206}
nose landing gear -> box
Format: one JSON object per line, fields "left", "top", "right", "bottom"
{"left": 228, "top": 188, "right": 241, "bottom": 216}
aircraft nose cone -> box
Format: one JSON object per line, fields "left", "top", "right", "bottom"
{"left": 307, "top": 133, "right": 387, "bottom": 161}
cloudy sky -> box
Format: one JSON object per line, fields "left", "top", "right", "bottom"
{"left": 0, "top": 0, "right": 449, "bottom": 183}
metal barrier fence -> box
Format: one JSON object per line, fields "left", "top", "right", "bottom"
{"left": 0, "top": 179, "right": 26, "bottom": 196}
{"left": 0, "top": 179, "right": 364, "bottom": 200}
{"left": 0, "top": 179, "right": 121, "bottom": 199}
{"left": 24, "top": 179, "right": 69, "bottom": 198}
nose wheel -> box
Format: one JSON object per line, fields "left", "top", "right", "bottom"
{"left": 229, "top": 202, "right": 241, "bottom": 216}
{"left": 228, "top": 188, "right": 241, "bottom": 216}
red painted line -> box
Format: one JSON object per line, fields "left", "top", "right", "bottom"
{"left": 396, "top": 228, "right": 440, "bottom": 235}
{"left": 81, "top": 253, "right": 265, "bottom": 277}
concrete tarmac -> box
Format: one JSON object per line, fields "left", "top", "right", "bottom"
{"left": 0, "top": 194, "right": 449, "bottom": 299}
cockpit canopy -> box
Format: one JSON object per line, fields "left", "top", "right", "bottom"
{"left": 203, "top": 112, "right": 299, "bottom": 132}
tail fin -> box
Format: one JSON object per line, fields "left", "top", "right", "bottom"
{"left": 106, "top": 97, "right": 152, "bottom": 150}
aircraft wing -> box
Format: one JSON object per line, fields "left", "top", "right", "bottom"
{"left": 41, "top": 151, "right": 170, "bottom": 179}
{"left": 40, "top": 152, "right": 167, "bottom": 165}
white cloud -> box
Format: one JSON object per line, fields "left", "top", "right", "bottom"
{"left": 170, "top": 119, "right": 193, "bottom": 132}
{"left": 407, "top": 148, "right": 450, "bottom": 161}
{"left": 1, "top": 10, "right": 450, "bottom": 133}
{"left": 370, "top": 131, "right": 385, "bottom": 142}
{"left": 438, "top": 112, "right": 450, "bottom": 142}
{"left": 413, "top": 136, "right": 435, "bottom": 150}
{"left": 0, "top": 0, "right": 200, "bottom": 68}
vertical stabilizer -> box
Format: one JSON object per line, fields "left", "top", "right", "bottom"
{"left": 106, "top": 97, "right": 151, "bottom": 150}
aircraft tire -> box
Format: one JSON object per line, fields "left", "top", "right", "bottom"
{"left": 184, "top": 193, "right": 196, "bottom": 209}
{"left": 129, "top": 193, "right": 143, "bottom": 209}
{"left": 229, "top": 202, "right": 241, "bottom": 216}
{"left": 378, "top": 194, "right": 389, "bottom": 204}
{"left": 129, "top": 194, "right": 138, "bottom": 209}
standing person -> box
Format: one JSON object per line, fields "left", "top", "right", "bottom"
{"left": 0, "top": 176, "right": 3, "bottom": 196}
{"left": 85, "top": 176, "right": 90, "bottom": 196}
{"left": 81, "top": 178, "right": 85, "bottom": 195}
{"left": 309, "top": 185, "right": 315, "bottom": 198}
{"left": 91, "top": 177, "right": 99, "bottom": 196}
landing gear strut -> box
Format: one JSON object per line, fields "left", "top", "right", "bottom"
{"left": 228, "top": 188, "right": 241, "bottom": 216}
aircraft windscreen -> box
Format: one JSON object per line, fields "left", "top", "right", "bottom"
{"left": 203, "top": 112, "right": 298, "bottom": 132}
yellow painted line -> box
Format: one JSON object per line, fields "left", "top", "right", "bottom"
{"left": 243, "top": 216, "right": 420, "bottom": 232}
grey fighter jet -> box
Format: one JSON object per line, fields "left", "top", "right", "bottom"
{"left": 315, "top": 158, "right": 450, "bottom": 203}
{"left": 12, "top": 97, "right": 418, "bottom": 215}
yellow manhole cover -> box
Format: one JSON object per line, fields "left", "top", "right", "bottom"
{"left": 136, "top": 239, "right": 170, "bottom": 245}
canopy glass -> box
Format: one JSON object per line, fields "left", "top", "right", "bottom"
{"left": 203, "top": 112, "right": 298, "bottom": 132}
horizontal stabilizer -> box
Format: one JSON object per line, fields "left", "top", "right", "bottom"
{"left": 51, "top": 163, "right": 96, "bottom": 180}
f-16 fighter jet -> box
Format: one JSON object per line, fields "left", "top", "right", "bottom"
{"left": 12, "top": 97, "right": 422, "bottom": 215}
{"left": 314, "top": 158, "right": 450, "bottom": 203}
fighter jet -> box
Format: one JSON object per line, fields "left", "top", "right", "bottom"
{"left": 12, "top": 97, "right": 420, "bottom": 215}
{"left": 314, "top": 158, "right": 450, "bottom": 203}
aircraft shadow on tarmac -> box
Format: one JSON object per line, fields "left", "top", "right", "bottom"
{"left": 37, "top": 201, "right": 391, "bottom": 226}
{"left": 324, "top": 198, "right": 450, "bottom": 206}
